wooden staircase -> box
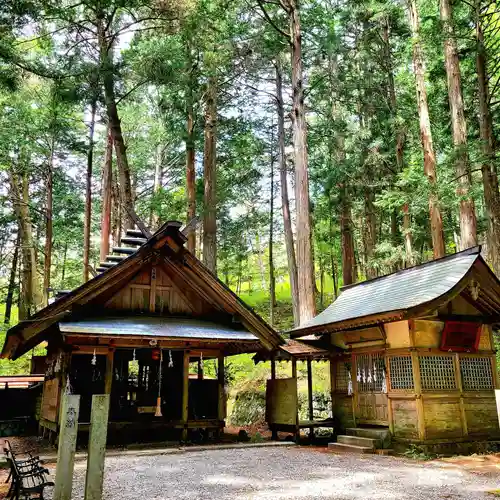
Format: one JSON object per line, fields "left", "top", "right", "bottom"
{"left": 328, "top": 427, "right": 391, "bottom": 454}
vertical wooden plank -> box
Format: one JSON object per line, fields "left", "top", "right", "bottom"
{"left": 53, "top": 394, "right": 80, "bottom": 500}
{"left": 149, "top": 266, "right": 157, "bottom": 312}
{"left": 104, "top": 349, "right": 114, "bottom": 396}
{"left": 182, "top": 350, "right": 190, "bottom": 441}
{"left": 385, "top": 355, "right": 394, "bottom": 434}
{"left": 411, "top": 350, "right": 426, "bottom": 441}
{"left": 84, "top": 395, "right": 110, "bottom": 500}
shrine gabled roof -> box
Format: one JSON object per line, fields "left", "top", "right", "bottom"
{"left": 291, "top": 247, "right": 500, "bottom": 337}
{"left": 2, "top": 221, "right": 283, "bottom": 360}
{"left": 60, "top": 316, "right": 258, "bottom": 341}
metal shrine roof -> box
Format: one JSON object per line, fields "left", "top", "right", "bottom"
{"left": 293, "top": 247, "right": 483, "bottom": 335}
{"left": 60, "top": 316, "right": 258, "bottom": 342}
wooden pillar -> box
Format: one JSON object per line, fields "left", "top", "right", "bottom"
{"left": 411, "top": 350, "right": 426, "bottom": 441}
{"left": 270, "top": 354, "right": 277, "bottom": 440}
{"left": 217, "top": 352, "right": 226, "bottom": 420}
{"left": 182, "top": 350, "right": 190, "bottom": 442}
{"left": 291, "top": 357, "right": 299, "bottom": 443}
{"left": 351, "top": 354, "right": 357, "bottom": 427}
{"left": 307, "top": 358, "right": 314, "bottom": 440}
{"left": 329, "top": 357, "right": 336, "bottom": 418}
{"left": 453, "top": 353, "right": 468, "bottom": 437}
{"left": 104, "top": 349, "right": 114, "bottom": 396}
{"left": 84, "top": 395, "right": 110, "bottom": 500}
{"left": 53, "top": 394, "right": 80, "bottom": 500}
{"left": 197, "top": 358, "right": 203, "bottom": 380}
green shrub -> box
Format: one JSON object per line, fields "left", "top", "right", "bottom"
{"left": 230, "top": 390, "right": 266, "bottom": 426}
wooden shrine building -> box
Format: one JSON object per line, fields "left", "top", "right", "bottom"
{"left": 289, "top": 247, "right": 500, "bottom": 451}
{"left": 1, "top": 221, "right": 283, "bottom": 442}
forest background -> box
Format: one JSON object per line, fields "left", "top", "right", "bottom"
{"left": 1, "top": 0, "right": 500, "bottom": 425}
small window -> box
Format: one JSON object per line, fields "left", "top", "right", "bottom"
{"left": 389, "top": 356, "right": 414, "bottom": 390}
{"left": 460, "top": 357, "right": 493, "bottom": 391}
{"left": 419, "top": 355, "right": 456, "bottom": 391}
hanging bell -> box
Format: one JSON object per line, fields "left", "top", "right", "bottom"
{"left": 152, "top": 348, "right": 161, "bottom": 361}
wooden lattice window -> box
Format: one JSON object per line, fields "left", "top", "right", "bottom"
{"left": 336, "top": 362, "right": 349, "bottom": 392}
{"left": 419, "top": 355, "right": 456, "bottom": 391}
{"left": 356, "top": 352, "right": 384, "bottom": 393}
{"left": 389, "top": 356, "right": 414, "bottom": 390}
{"left": 460, "top": 357, "right": 494, "bottom": 391}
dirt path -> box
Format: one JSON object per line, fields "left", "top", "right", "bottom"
{"left": 32, "top": 446, "right": 500, "bottom": 499}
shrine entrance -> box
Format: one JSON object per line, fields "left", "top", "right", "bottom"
{"left": 353, "top": 352, "right": 388, "bottom": 425}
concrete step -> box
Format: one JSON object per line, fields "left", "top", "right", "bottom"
{"left": 346, "top": 428, "right": 391, "bottom": 448}
{"left": 328, "top": 442, "right": 374, "bottom": 454}
{"left": 337, "top": 435, "right": 378, "bottom": 449}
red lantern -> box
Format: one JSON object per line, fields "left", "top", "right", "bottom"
{"left": 151, "top": 348, "right": 161, "bottom": 361}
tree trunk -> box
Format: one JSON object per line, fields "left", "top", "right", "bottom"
{"left": 61, "top": 240, "right": 68, "bottom": 287}
{"left": 340, "top": 186, "right": 356, "bottom": 286}
{"left": 98, "top": 21, "right": 134, "bottom": 229}
{"left": 407, "top": 0, "right": 446, "bottom": 258}
{"left": 10, "top": 171, "right": 38, "bottom": 319}
{"left": 43, "top": 138, "right": 54, "bottom": 305}
{"left": 269, "top": 142, "right": 276, "bottom": 326}
{"left": 440, "top": 0, "right": 477, "bottom": 250}
{"left": 402, "top": 203, "right": 414, "bottom": 266}
{"left": 364, "top": 186, "right": 377, "bottom": 279}
{"left": 186, "top": 51, "right": 197, "bottom": 253}
{"left": 4, "top": 232, "right": 19, "bottom": 325}
{"left": 476, "top": 2, "right": 500, "bottom": 274}
{"left": 100, "top": 128, "right": 113, "bottom": 261}
{"left": 288, "top": 0, "right": 316, "bottom": 324}
{"left": 83, "top": 99, "right": 97, "bottom": 282}
{"left": 111, "top": 168, "right": 122, "bottom": 246}
{"left": 151, "top": 144, "right": 163, "bottom": 230}
{"left": 202, "top": 76, "right": 217, "bottom": 273}
{"left": 275, "top": 59, "right": 300, "bottom": 326}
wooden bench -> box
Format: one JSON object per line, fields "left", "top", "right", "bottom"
{"left": 3, "top": 440, "right": 53, "bottom": 499}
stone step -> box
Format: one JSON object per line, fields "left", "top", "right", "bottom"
{"left": 328, "top": 442, "right": 374, "bottom": 454}
{"left": 337, "top": 435, "right": 378, "bottom": 449}
{"left": 346, "top": 428, "right": 391, "bottom": 448}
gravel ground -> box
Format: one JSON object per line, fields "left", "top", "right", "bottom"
{"left": 46, "top": 446, "right": 500, "bottom": 500}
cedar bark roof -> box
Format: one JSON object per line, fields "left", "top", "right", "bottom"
{"left": 291, "top": 246, "right": 500, "bottom": 337}
{"left": 2, "top": 221, "right": 283, "bottom": 360}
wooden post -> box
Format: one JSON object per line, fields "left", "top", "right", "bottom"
{"left": 84, "top": 395, "right": 110, "bottom": 500}
{"left": 270, "top": 353, "right": 278, "bottom": 440}
{"left": 453, "top": 353, "right": 468, "bottom": 437}
{"left": 104, "top": 349, "right": 114, "bottom": 396}
{"left": 411, "top": 350, "right": 426, "bottom": 441}
{"left": 53, "top": 394, "right": 80, "bottom": 500}
{"left": 291, "top": 357, "right": 299, "bottom": 443}
{"left": 351, "top": 354, "right": 357, "bottom": 428}
{"left": 217, "top": 353, "right": 225, "bottom": 427}
{"left": 181, "top": 350, "right": 190, "bottom": 441}
{"left": 329, "top": 357, "right": 336, "bottom": 417}
{"left": 197, "top": 358, "right": 203, "bottom": 380}
{"left": 307, "top": 358, "right": 314, "bottom": 440}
